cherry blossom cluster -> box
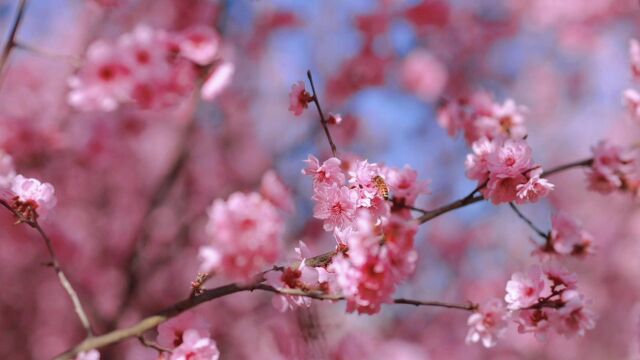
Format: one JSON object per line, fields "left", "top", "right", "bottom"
{"left": 466, "top": 264, "right": 596, "bottom": 348}
{"left": 533, "top": 212, "right": 594, "bottom": 259}
{"left": 68, "top": 25, "right": 233, "bottom": 111}
{"left": 156, "top": 312, "right": 220, "bottom": 360}
{"left": 0, "top": 151, "right": 56, "bottom": 222}
{"left": 586, "top": 141, "right": 640, "bottom": 196}
{"left": 623, "top": 39, "right": 640, "bottom": 122}
{"left": 437, "top": 92, "right": 527, "bottom": 145}
{"left": 274, "top": 155, "right": 429, "bottom": 314}
{"left": 465, "top": 137, "right": 554, "bottom": 204}
{"left": 197, "top": 171, "right": 291, "bottom": 283}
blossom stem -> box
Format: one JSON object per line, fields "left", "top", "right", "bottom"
{"left": 0, "top": 0, "right": 27, "bottom": 80}
{"left": 541, "top": 158, "right": 593, "bottom": 177}
{"left": 508, "top": 203, "right": 548, "bottom": 239}
{"left": 306, "top": 70, "right": 338, "bottom": 157}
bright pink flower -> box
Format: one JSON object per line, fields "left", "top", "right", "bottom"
{"left": 75, "top": 350, "right": 100, "bottom": 360}
{"left": 157, "top": 311, "right": 210, "bottom": 348}
{"left": 198, "top": 192, "right": 284, "bottom": 283}
{"left": 401, "top": 49, "right": 448, "bottom": 101}
{"left": 586, "top": 141, "right": 638, "bottom": 194}
{"left": 260, "top": 170, "right": 294, "bottom": 213}
{"left": 623, "top": 88, "right": 640, "bottom": 122}
{"left": 548, "top": 213, "right": 594, "bottom": 257}
{"left": 201, "top": 61, "right": 234, "bottom": 101}
{"left": 348, "top": 159, "right": 382, "bottom": 207}
{"left": 10, "top": 175, "right": 57, "bottom": 216}
{"left": 288, "top": 81, "right": 312, "bottom": 116}
{"left": 516, "top": 169, "right": 554, "bottom": 204}
{"left": 465, "top": 298, "right": 509, "bottom": 348}
{"left": 485, "top": 174, "right": 527, "bottom": 204}
{"left": 383, "top": 165, "right": 430, "bottom": 207}
{"left": 68, "top": 40, "right": 133, "bottom": 111}
{"left": 170, "top": 329, "right": 220, "bottom": 360}
{"left": 465, "top": 138, "right": 496, "bottom": 182}
{"left": 312, "top": 184, "right": 358, "bottom": 231}
{"left": 302, "top": 155, "right": 345, "bottom": 186}
{"left": 487, "top": 138, "right": 533, "bottom": 178}
{"left": 178, "top": 25, "right": 220, "bottom": 66}
{"left": 505, "top": 266, "right": 546, "bottom": 310}
{"left": 630, "top": 39, "right": 640, "bottom": 79}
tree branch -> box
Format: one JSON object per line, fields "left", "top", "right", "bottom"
{"left": 0, "top": 0, "right": 27, "bottom": 76}
{"left": 306, "top": 70, "right": 338, "bottom": 157}
{"left": 508, "top": 202, "right": 548, "bottom": 239}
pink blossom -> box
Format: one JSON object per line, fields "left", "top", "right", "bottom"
{"left": 383, "top": 165, "right": 430, "bottom": 207}
{"left": 0, "top": 151, "right": 16, "bottom": 188}
{"left": 401, "top": 49, "right": 448, "bottom": 101}
{"left": 348, "top": 159, "right": 382, "bottom": 207}
{"left": 487, "top": 138, "right": 533, "bottom": 178}
{"left": 10, "top": 175, "right": 57, "bottom": 217}
{"left": 623, "top": 88, "right": 640, "bottom": 122}
{"left": 68, "top": 40, "right": 133, "bottom": 111}
{"left": 630, "top": 39, "right": 640, "bottom": 79}
{"left": 505, "top": 266, "right": 546, "bottom": 310}
{"left": 288, "top": 81, "right": 312, "bottom": 116}
{"left": 327, "top": 112, "right": 343, "bottom": 125}
{"left": 302, "top": 155, "right": 345, "bottom": 186}
{"left": 312, "top": 184, "right": 358, "bottom": 231}
{"left": 260, "top": 170, "right": 294, "bottom": 213}
{"left": 465, "top": 298, "right": 509, "bottom": 348}
{"left": 515, "top": 308, "right": 553, "bottom": 340}
{"left": 170, "top": 329, "right": 220, "bottom": 360}
{"left": 75, "top": 350, "right": 100, "bottom": 360}
{"left": 516, "top": 169, "right": 554, "bottom": 204}
{"left": 485, "top": 174, "right": 527, "bottom": 204}
{"left": 157, "top": 311, "right": 210, "bottom": 348}
{"left": 465, "top": 137, "right": 496, "bottom": 182}
{"left": 476, "top": 99, "right": 527, "bottom": 141}
{"left": 549, "top": 213, "right": 594, "bottom": 257}
{"left": 554, "top": 290, "right": 596, "bottom": 337}
{"left": 198, "top": 192, "right": 284, "bottom": 283}
{"left": 586, "top": 141, "right": 638, "bottom": 194}
{"left": 201, "top": 61, "right": 234, "bottom": 101}
{"left": 177, "top": 25, "right": 220, "bottom": 65}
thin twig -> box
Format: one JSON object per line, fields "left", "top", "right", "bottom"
{"left": 137, "top": 336, "right": 172, "bottom": 353}
{"left": 541, "top": 158, "right": 593, "bottom": 177}
{"left": 13, "top": 41, "right": 81, "bottom": 67}
{"left": 306, "top": 70, "right": 338, "bottom": 157}
{"left": 416, "top": 194, "right": 485, "bottom": 224}
{"left": 508, "top": 203, "right": 548, "bottom": 239}
{"left": 0, "top": 0, "right": 27, "bottom": 77}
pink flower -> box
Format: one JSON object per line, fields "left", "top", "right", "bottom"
{"left": 75, "top": 350, "right": 100, "bottom": 360}
{"left": 515, "top": 308, "right": 553, "bottom": 340}
{"left": 465, "top": 138, "right": 496, "bottom": 182}
{"left": 177, "top": 25, "right": 220, "bottom": 65}
{"left": 170, "top": 329, "right": 220, "bottom": 360}
{"left": 68, "top": 40, "right": 133, "bottom": 111}
{"left": 201, "top": 61, "right": 234, "bottom": 101}
{"left": 0, "top": 151, "right": 16, "bottom": 188}
{"left": 630, "top": 38, "right": 640, "bottom": 80}
{"left": 623, "top": 88, "right": 640, "bottom": 122}
{"left": 586, "top": 141, "right": 638, "bottom": 194}
{"left": 465, "top": 298, "right": 509, "bottom": 348}
{"left": 505, "top": 266, "right": 545, "bottom": 310}
{"left": 549, "top": 213, "right": 594, "bottom": 257}
{"left": 312, "top": 184, "right": 358, "bottom": 231}
{"left": 383, "top": 165, "right": 430, "bottom": 207}
{"left": 327, "top": 112, "right": 343, "bottom": 125}
{"left": 487, "top": 138, "right": 533, "bottom": 178}
{"left": 10, "top": 175, "right": 57, "bottom": 217}
{"left": 348, "top": 159, "right": 382, "bottom": 207}
{"left": 516, "top": 169, "right": 554, "bottom": 204}
{"left": 157, "top": 311, "right": 210, "bottom": 348}
{"left": 260, "top": 170, "right": 294, "bottom": 213}
{"left": 485, "top": 174, "right": 527, "bottom": 204}
{"left": 554, "top": 290, "right": 596, "bottom": 338}
{"left": 198, "top": 192, "right": 284, "bottom": 283}
{"left": 288, "top": 81, "right": 312, "bottom": 116}
{"left": 401, "top": 49, "right": 448, "bottom": 101}
{"left": 302, "top": 155, "right": 345, "bottom": 186}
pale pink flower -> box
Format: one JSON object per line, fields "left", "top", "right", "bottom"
{"left": 516, "top": 169, "right": 554, "bottom": 204}
{"left": 199, "top": 192, "right": 284, "bottom": 283}
{"left": 302, "top": 155, "right": 345, "bottom": 186}
{"left": 383, "top": 165, "right": 430, "bottom": 206}
{"left": 549, "top": 213, "right": 594, "bottom": 257}
{"left": 630, "top": 39, "right": 640, "bottom": 79}
{"left": 170, "top": 329, "right": 220, "bottom": 360}
{"left": 348, "top": 159, "right": 382, "bottom": 207}
{"left": 505, "top": 266, "right": 546, "bottom": 310}
{"left": 260, "top": 170, "right": 294, "bottom": 213}
{"left": 157, "top": 311, "right": 210, "bottom": 348}
{"left": 11, "top": 175, "right": 57, "bottom": 216}
{"left": 465, "top": 298, "right": 509, "bottom": 348}
{"left": 288, "top": 81, "right": 312, "bottom": 116}
{"left": 623, "top": 88, "right": 640, "bottom": 122}
{"left": 487, "top": 138, "right": 533, "bottom": 178}
{"left": 327, "top": 112, "right": 343, "bottom": 125}
{"left": 485, "top": 174, "right": 527, "bottom": 204}
{"left": 465, "top": 138, "right": 496, "bottom": 182}
{"left": 484, "top": 98, "right": 527, "bottom": 140}
{"left": 586, "top": 141, "right": 638, "bottom": 194}
{"left": 515, "top": 308, "right": 553, "bottom": 340}
{"left": 68, "top": 40, "right": 133, "bottom": 111}
{"left": 201, "top": 61, "right": 234, "bottom": 101}
{"left": 553, "top": 290, "right": 596, "bottom": 338}
{"left": 542, "top": 263, "right": 578, "bottom": 290}
{"left": 401, "top": 49, "right": 448, "bottom": 101}
{"left": 437, "top": 100, "right": 464, "bottom": 137}
{"left": 312, "top": 184, "right": 358, "bottom": 231}
{"left": 75, "top": 350, "right": 100, "bottom": 360}
{"left": 178, "top": 25, "right": 220, "bottom": 65}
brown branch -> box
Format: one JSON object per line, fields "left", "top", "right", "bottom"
{"left": 508, "top": 202, "right": 548, "bottom": 239}
{"left": 137, "top": 335, "right": 172, "bottom": 354}
{"left": 0, "top": 0, "right": 27, "bottom": 76}
{"left": 541, "top": 158, "right": 593, "bottom": 177}
{"left": 306, "top": 70, "right": 338, "bottom": 157}
{"left": 0, "top": 200, "right": 94, "bottom": 337}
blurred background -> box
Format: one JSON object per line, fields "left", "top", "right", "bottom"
{"left": 0, "top": 0, "right": 639, "bottom": 358}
